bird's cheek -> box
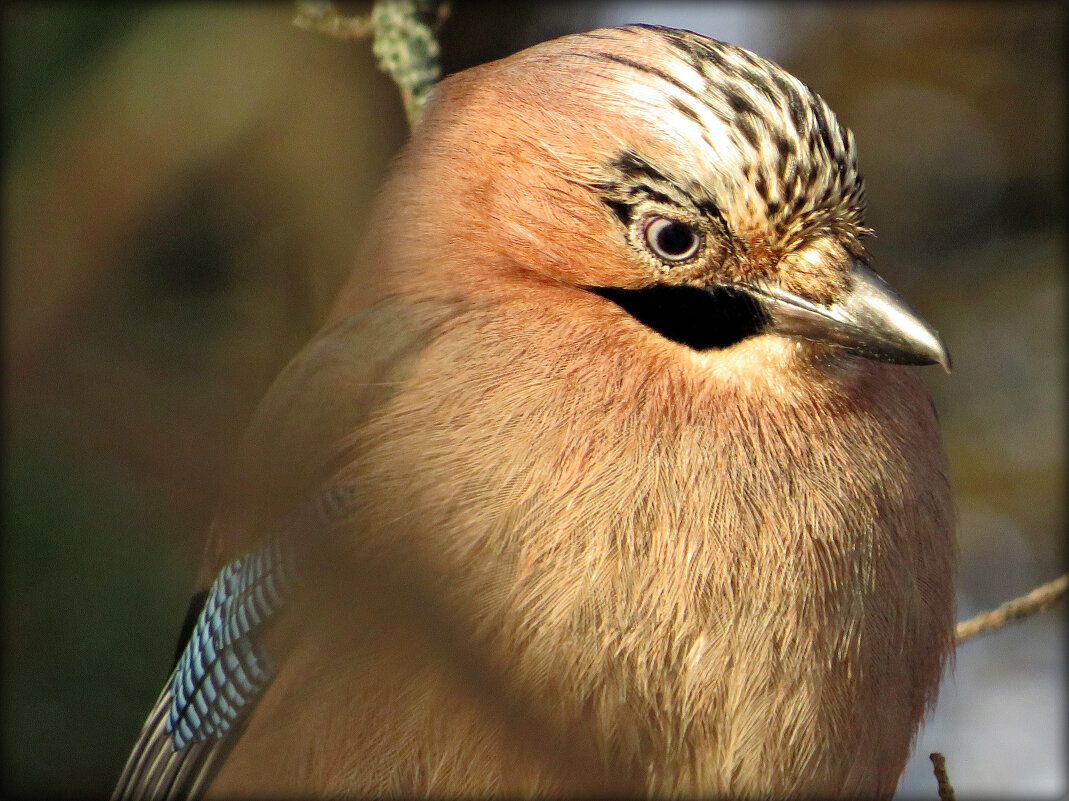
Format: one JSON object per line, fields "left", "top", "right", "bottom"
{"left": 503, "top": 223, "right": 651, "bottom": 290}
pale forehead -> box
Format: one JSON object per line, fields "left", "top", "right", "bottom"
{"left": 550, "top": 25, "right": 865, "bottom": 242}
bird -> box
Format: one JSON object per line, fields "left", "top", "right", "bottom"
{"left": 112, "top": 23, "right": 956, "bottom": 799}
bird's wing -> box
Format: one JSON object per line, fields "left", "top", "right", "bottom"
{"left": 111, "top": 589, "right": 221, "bottom": 801}
{"left": 113, "top": 297, "right": 431, "bottom": 800}
{"left": 111, "top": 564, "right": 274, "bottom": 800}
{"left": 112, "top": 486, "right": 357, "bottom": 801}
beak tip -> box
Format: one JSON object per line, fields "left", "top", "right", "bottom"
{"left": 914, "top": 333, "right": 951, "bottom": 374}
{"left": 921, "top": 330, "right": 952, "bottom": 374}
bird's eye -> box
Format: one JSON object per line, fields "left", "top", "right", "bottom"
{"left": 643, "top": 217, "right": 701, "bottom": 262}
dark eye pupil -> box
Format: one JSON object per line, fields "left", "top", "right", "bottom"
{"left": 642, "top": 216, "right": 701, "bottom": 262}
{"left": 656, "top": 222, "right": 695, "bottom": 255}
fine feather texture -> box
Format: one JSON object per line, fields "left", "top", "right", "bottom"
{"left": 116, "top": 25, "right": 955, "bottom": 799}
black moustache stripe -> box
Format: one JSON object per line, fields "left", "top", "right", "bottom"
{"left": 588, "top": 284, "right": 767, "bottom": 351}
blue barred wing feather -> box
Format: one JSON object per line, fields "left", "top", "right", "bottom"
{"left": 111, "top": 487, "right": 356, "bottom": 801}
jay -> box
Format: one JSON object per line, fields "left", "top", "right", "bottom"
{"left": 114, "top": 24, "right": 955, "bottom": 799}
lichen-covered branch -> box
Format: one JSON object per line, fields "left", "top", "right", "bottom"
{"left": 294, "top": 0, "right": 445, "bottom": 128}
{"left": 955, "top": 573, "right": 1068, "bottom": 644}
{"left": 293, "top": 1, "right": 375, "bottom": 38}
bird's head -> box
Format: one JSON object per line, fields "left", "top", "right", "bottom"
{"left": 375, "top": 24, "right": 950, "bottom": 374}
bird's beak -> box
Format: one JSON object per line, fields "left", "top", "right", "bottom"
{"left": 747, "top": 261, "right": 952, "bottom": 372}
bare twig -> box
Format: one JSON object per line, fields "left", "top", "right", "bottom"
{"left": 955, "top": 573, "right": 1068, "bottom": 644}
{"left": 929, "top": 753, "right": 955, "bottom": 801}
{"left": 294, "top": 0, "right": 445, "bottom": 128}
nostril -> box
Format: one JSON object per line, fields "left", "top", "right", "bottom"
{"left": 587, "top": 284, "right": 767, "bottom": 350}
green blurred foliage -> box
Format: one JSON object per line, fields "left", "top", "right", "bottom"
{"left": 3, "top": 430, "right": 189, "bottom": 794}
{"left": 3, "top": 4, "right": 148, "bottom": 156}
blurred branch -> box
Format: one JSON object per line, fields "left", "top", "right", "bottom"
{"left": 293, "top": 0, "right": 446, "bottom": 128}
{"left": 292, "top": 1, "right": 374, "bottom": 38}
{"left": 929, "top": 753, "right": 955, "bottom": 801}
{"left": 955, "top": 573, "right": 1068, "bottom": 644}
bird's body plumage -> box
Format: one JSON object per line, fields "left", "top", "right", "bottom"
{"left": 115, "top": 25, "right": 955, "bottom": 799}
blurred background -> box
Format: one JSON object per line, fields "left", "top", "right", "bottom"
{"left": 3, "top": 2, "right": 1064, "bottom": 798}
